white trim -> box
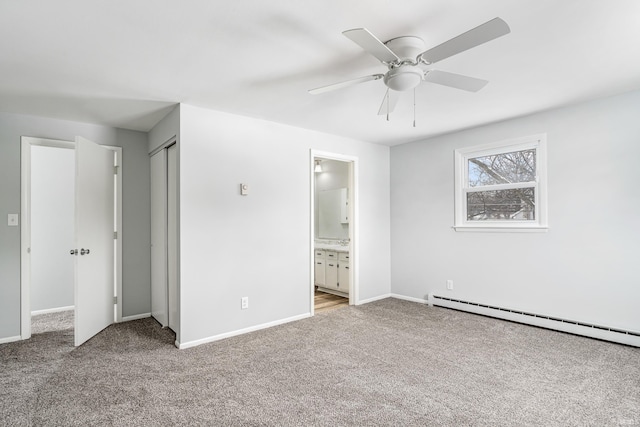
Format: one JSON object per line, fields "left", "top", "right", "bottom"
{"left": 466, "top": 181, "right": 537, "bottom": 193}
{"left": 310, "top": 150, "right": 359, "bottom": 313}
{"left": 121, "top": 313, "right": 151, "bottom": 322}
{"left": 104, "top": 146, "right": 123, "bottom": 322}
{"left": 149, "top": 136, "right": 177, "bottom": 157}
{"left": 177, "top": 313, "right": 311, "bottom": 350}
{"left": 20, "top": 139, "right": 31, "bottom": 340}
{"left": 21, "top": 137, "right": 74, "bottom": 340}
{"left": 391, "top": 294, "right": 429, "bottom": 304}
{"left": 454, "top": 134, "right": 548, "bottom": 231}
{"left": 0, "top": 336, "right": 22, "bottom": 345}
{"left": 31, "top": 306, "right": 74, "bottom": 316}
{"left": 358, "top": 293, "right": 391, "bottom": 305}
{"left": 453, "top": 225, "right": 549, "bottom": 232}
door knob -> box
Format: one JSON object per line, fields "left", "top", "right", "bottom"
{"left": 80, "top": 248, "right": 90, "bottom": 255}
{"left": 70, "top": 249, "right": 78, "bottom": 255}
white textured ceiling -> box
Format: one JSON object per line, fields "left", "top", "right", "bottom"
{"left": 1, "top": 0, "right": 639, "bottom": 146}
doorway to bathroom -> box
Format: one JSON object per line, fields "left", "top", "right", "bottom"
{"left": 310, "top": 151, "right": 357, "bottom": 315}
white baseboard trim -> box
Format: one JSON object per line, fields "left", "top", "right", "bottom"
{"left": 178, "top": 313, "right": 311, "bottom": 350}
{"left": 0, "top": 335, "right": 22, "bottom": 345}
{"left": 391, "top": 294, "right": 429, "bottom": 304}
{"left": 121, "top": 313, "right": 151, "bottom": 322}
{"left": 31, "top": 305, "right": 74, "bottom": 316}
{"left": 357, "top": 293, "right": 391, "bottom": 305}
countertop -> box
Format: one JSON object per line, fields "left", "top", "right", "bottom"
{"left": 315, "top": 244, "right": 349, "bottom": 253}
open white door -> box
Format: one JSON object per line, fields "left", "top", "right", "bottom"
{"left": 74, "top": 136, "right": 114, "bottom": 346}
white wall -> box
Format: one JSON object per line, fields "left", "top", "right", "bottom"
{"left": 178, "top": 104, "right": 390, "bottom": 346}
{"left": 390, "top": 90, "right": 640, "bottom": 331}
{"left": 30, "top": 146, "right": 75, "bottom": 312}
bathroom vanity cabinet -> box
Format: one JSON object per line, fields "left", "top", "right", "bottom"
{"left": 314, "top": 248, "right": 349, "bottom": 296}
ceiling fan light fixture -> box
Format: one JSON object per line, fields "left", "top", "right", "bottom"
{"left": 383, "top": 66, "right": 424, "bottom": 91}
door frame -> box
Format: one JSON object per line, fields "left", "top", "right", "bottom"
{"left": 20, "top": 136, "right": 123, "bottom": 340}
{"left": 309, "top": 150, "right": 359, "bottom": 315}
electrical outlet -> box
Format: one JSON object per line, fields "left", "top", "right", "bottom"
{"left": 446, "top": 280, "right": 453, "bottom": 290}
{"left": 241, "top": 296, "right": 249, "bottom": 310}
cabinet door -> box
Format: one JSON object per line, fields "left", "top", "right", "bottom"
{"left": 315, "top": 258, "right": 325, "bottom": 286}
{"left": 325, "top": 261, "right": 338, "bottom": 290}
{"left": 340, "top": 188, "right": 349, "bottom": 224}
{"left": 338, "top": 263, "right": 350, "bottom": 294}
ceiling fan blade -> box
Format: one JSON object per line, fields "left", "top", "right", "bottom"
{"left": 377, "top": 89, "right": 400, "bottom": 115}
{"left": 343, "top": 28, "right": 400, "bottom": 64}
{"left": 308, "top": 74, "right": 383, "bottom": 95}
{"left": 420, "top": 17, "right": 510, "bottom": 64}
{"left": 424, "top": 70, "right": 489, "bottom": 92}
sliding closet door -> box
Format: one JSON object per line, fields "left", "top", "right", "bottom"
{"left": 167, "top": 144, "right": 178, "bottom": 332}
{"left": 150, "top": 150, "right": 168, "bottom": 327}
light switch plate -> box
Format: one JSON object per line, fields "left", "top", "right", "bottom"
{"left": 240, "top": 183, "right": 249, "bottom": 196}
{"left": 7, "top": 214, "right": 18, "bottom": 226}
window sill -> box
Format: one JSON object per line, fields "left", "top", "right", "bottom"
{"left": 453, "top": 225, "right": 549, "bottom": 233}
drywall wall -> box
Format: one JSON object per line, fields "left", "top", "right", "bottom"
{"left": 178, "top": 104, "right": 390, "bottom": 346}
{"left": 30, "top": 145, "right": 75, "bottom": 312}
{"left": 0, "top": 112, "right": 151, "bottom": 340}
{"left": 390, "top": 90, "right": 640, "bottom": 331}
{"left": 148, "top": 105, "right": 179, "bottom": 153}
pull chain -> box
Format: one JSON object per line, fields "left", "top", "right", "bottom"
{"left": 413, "top": 88, "right": 416, "bottom": 128}
{"left": 386, "top": 89, "right": 390, "bottom": 121}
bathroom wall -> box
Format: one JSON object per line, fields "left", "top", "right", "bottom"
{"left": 315, "top": 159, "right": 349, "bottom": 240}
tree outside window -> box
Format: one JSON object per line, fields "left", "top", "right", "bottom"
{"left": 454, "top": 135, "right": 547, "bottom": 231}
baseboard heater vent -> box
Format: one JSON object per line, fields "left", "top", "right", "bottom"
{"left": 428, "top": 294, "right": 640, "bottom": 348}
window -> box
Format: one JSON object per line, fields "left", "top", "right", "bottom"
{"left": 454, "top": 134, "right": 547, "bottom": 231}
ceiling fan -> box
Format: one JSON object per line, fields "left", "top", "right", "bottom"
{"left": 309, "top": 17, "right": 511, "bottom": 118}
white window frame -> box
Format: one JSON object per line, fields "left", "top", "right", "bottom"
{"left": 454, "top": 134, "right": 548, "bottom": 232}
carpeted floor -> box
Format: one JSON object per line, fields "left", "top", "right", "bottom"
{"left": 1, "top": 299, "right": 639, "bottom": 426}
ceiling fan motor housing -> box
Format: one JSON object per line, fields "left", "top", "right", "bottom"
{"left": 383, "top": 36, "right": 426, "bottom": 91}
{"left": 384, "top": 36, "right": 426, "bottom": 61}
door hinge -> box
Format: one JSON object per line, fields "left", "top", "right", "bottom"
{"left": 113, "top": 296, "right": 117, "bottom": 304}
{"left": 113, "top": 231, "right": 117, "bottom": 239}
{"left": 114, "top": 165, "right": 119, "bottom": 175}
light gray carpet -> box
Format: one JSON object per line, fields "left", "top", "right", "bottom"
{"left": 1, "top": 299, "right": 639, "bottom": 426}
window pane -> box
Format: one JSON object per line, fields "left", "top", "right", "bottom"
{"left": 468, "top": 149, "right": 535, "bottom": 187}
{"left": 467, "top": 188, "right": 535, "bottom": 221}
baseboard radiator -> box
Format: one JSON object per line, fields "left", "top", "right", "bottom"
{"left": 428, "top": 294, "right": 640, "bottom": 348}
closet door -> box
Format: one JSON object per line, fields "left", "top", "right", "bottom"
{"left": 150, "top": 150, "right": 168, "bottom": 327}
{"left": 167, "top": 144, "right": 178, "bottom": 332}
